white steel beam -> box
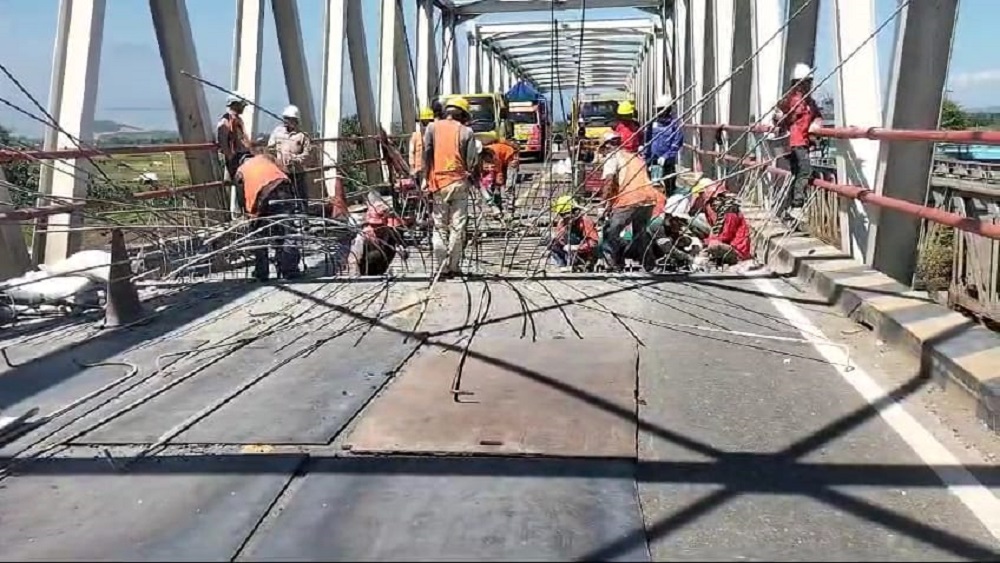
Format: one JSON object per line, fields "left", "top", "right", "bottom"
{"left": 31, "top": 0, "right": 74, "bottom": 265}
{"left": 467, "top": 30, "right": 481, "bottom": 92}
{"left": 713, "top": 0, "right": 733, "bottom": 126}
{"left": 867, "top": 0, "right": 958, "bottom": 284}
{"left": 378, "top": 0, "right": 398, "bottom": 134}
{"left": 654, "top": 29, "right": 666, "bottom": 97}
{"left": 44, "top": 0, "right": 105, "bottom": 264}
{"left": 478, "top": 18, "right": 657, "bottom": 35}
{"left": 832, "top": 0, "right": 881, "bottom": 260}
{"left": 346, "top": 0, "right": 383, "bottom": 184}
{"left": 442, "top": 14, "right": 459, "bottom": 95}
{"left": 150, "top": 0, "right": 226, "bottom": 212}
{"left": 416, "top": 0, "right": 434, "bottom": 108}
{"left": 673, "top": 0, "right": 689, "bottom": 120}
{"left": 454, "top": 0, "right": 662, "bottom": 15}
{"left": 320, "top": 0, "right": 346, "bottom": 198}
{"left": 751, "top": 0, "right": 782, "bottom": 121}
{"left": 272, "top": 0, "right": 316, "bottom": 136}
{"left": 232, "top": 0, "right": 264, "bottom": 137}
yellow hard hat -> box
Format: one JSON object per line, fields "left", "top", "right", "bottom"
{"left": 691, "top": 177, "right": 715, "bottom": 195}
{"left": 552, "top": 195, "right": 577, "bottom": 215}
{"left": 445, "top": 96, "right": 470, "bottom": 113}
{"left": 418, "top": 107, "right": 434, "bottom": 121}
{"left": 616, "top": 101, "right": 636, "bottom": 116}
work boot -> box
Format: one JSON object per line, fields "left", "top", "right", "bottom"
{"left": 253, "top": 250, "right": 270, "bottom": 282}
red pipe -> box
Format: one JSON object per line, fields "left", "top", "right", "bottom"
{"left": 686, "top": 145, "right": 1000, "bottom": 240}
{"left": 686, "top": 123, "right": 1000, "bottom": 146}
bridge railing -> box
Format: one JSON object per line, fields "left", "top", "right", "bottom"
{"left": 685, "top": 123, "right": 1000, "bottom": 325}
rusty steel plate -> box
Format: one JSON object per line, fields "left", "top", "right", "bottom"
{"left": 345, "top": 338, "right": 639, "bottom": 458}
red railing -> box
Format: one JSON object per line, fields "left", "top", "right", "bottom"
{"left": 685, "top": 124, "right": 1000, "bottom": 146}
{"left": 685, "top": 145, "right": 1000, "bottom": 240}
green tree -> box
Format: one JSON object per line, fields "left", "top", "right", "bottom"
{"left": 940, "top": 98, "right": 972, "bottom": 130}
{"left": 0, "top": 124, "right": 40, "bottom": 207}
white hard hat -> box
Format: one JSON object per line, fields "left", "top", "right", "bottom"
{"left": 791, "top": 63, "right": 813, "bottom": 80}
{"left": 282, "top": 105, "right": 300, "bottom": 119}
{"left": 601, "top": 131, "right": 621, "bottom": 144}
{"left": 226, "top": 94, "right": 245, "bottom": 106}
{"left": 655, "top": 94, "right": 672, "bottom": 108}
{"left": 474, "top": 140, "right": 484, "bottom": 154}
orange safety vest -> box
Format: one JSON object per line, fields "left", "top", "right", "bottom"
{"left": 237, "top": 155, "right": 288, "bottom": 216}
{"left": 427, "top": 120, "right": 468, "bottom": 192}
{"left": 609, "top": 152, "right": 660, "bottom": 210}
{"left": 483, "top": 142, "right": 517, "bottom": 186}
{"left": 222, "top": 113, "right": 249, "bottom": 155}
{"left": 409, "top": 130, "right": 423, "bottom": 173}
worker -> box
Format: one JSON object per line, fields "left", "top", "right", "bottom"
{"left": 645, "top": 96, "right": 684, "bottom": 195}
{"left": 479, "top": 138, "right": 520, "bottom": 217}
{"left": 422, "top": 96, "right": 479, "bottom": 279}
{"left": 234, "top": 150, "right": 303, "bottom": 281}
{"left": 549, "top": 195, "right": 599, "bottom": 272}
{"left": 217, "top": 95, "right": 253, "bottom": 183}
{"left": 410, "top": 107, "right": 434, "bottom": 189}
{"left": 598, "top": 131, "right": 661, "bottom": 272}
{"left": 695, "top": 183, "right": 752, "bottom": 267}
{"left": 347, "top": 197, "right": 407, "bottom": 276}
{"left": 613, "top": 101, "right": 642, "bottom": 154}
{"left": 431, "top": 97, "right": 445, "bottom": 121}
{"left": 773, "top": 63, "right": 823, "bottom": 220}
{"left": 267, "top": 105, "right": 312, "bottom": 207}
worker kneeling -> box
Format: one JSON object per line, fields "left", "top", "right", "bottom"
{"left": 235, "top": 151, "right": 303, "bottom": 281}
{"left": 348, "top": 197, "right": 407, "bottom": 276}
{"left": 691, "top": 182, "right": 753, "bottom": 268}
{"left": 549, "top": 195, "right": 599, "bottom": 272}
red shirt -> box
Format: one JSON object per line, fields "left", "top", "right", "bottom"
{"left": 707, "top": 212, "right": 752, "bottom": 260}
{"left": 614, "top": 120, "right": 642, "bottom": 153}
{"left": 777, "top": 91, "right": 821, "bottom": 148}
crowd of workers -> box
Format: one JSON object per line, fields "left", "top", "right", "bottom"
{"left": 213, "top": 60, "right": 821, "bottom": 280}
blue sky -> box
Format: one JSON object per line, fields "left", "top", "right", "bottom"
{"left": 1, "top": 0, "right": 997, "bottom": 136}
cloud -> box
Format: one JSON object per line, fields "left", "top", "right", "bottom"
{"left": 948, "top": 69, "right": 1000, "bottom": 90}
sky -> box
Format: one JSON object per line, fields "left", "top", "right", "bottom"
{"left": 0, "top": 0, "right": 998, "bottom": 137}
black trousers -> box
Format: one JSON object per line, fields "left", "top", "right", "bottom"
{"left": 782, "top": 147, "right": 812, "bottom": 210}
{"left": 250, "top": 182, "right": 302, "bottom": 281}
{"left": 601, "top": 204, "right": 654, "bottom": 271}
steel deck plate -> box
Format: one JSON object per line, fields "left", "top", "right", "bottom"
{"left": 0, "top": 453, "right": 303, "bottom": 561}
{"left": 174, "top": 329, "right": 417, "bottom": 444}
{"left": 238, "top": 456, "right": 649, "bottom": 562}
{"left": 345, "top": 338, "right": 638, "bottom": 458}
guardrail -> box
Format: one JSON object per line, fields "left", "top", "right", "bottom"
{"left": 686, "top": 121, "right": 1000, "bottom": 324}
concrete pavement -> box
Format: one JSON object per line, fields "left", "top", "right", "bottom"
{"left": 0, "top": 164, "right": 998, "bottom": 560}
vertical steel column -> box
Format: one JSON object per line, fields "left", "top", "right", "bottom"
{"left": 320, "top": 0, "right": 346, "bottom": 198}
{"left": 394, "top": 7, "right": 416, "bottom": 131}
{"left": 467, "top": 30, "right": 481, "bottom": 93}
{"left": 695, "top": 0, "right": 717, "bottom": 175}
{"left": 0, "top": 169, "right": 30, "bottom": 279}
{"left": 833, "top": 0, "right": 881, "bottom": 259}
{"left": 45, "top": 0, "right": 105, "bottom": 264}
{"left": 346, "top": 0, "right": 383, "bottom": 184}
{"left": 31, "top": 0, "right": 73, "bottom": 266}
{"left": 378, "top": 0, "right": 399, "bottom": 134}
{"left": 492, "top": 51, "right": 502, "bottom": 93}
{"left": 272, "top": 0, "right": 316, "bottom": 136}
{"left": 713, "top": 0, "right": 734, "bottom": 127}
{"left": 673, "top": 0, "right": 689, "bottom": 121}
{"left": 416, "top": 0, "right": 434, "bottom": 108}
{"left": 727, "top": 0, "right": 753, "bottom": 160}
{"left": 150, "top": 0, "right": 226, "bottom": 212}
{"left": 780, "top": 0, "right": 820, "bottom": 89}
{"left": 654, "top": 30, "right": 667, "bottom": 98}
{"left": 867, "top": 0, "right": 959, "bottom": 284}
{"left": 442, "top": 13, "right": 459, "bottom": 95}
{"left": 232, "top": 0, "right": 264, "bottom": 138}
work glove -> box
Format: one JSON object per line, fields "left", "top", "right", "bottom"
{"left": 565, "top": 244, "right": 579, "bottom": 253}
{"left": 656, "top": 156, "right": 667, "bottom": 166}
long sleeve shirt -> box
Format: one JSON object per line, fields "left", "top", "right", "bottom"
{"left": 644, "top": 118, "right": 684, "bottom": 162}
{"left": 267, "top": 125, "right": 312, "bottom": 173}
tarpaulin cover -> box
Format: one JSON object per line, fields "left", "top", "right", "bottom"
{"left": 506, "top": 81, "right": 543, "bottom": 103}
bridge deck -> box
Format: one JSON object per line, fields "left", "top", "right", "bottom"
{"left": 0, "top": 168, "right": 998, "bottom": 561}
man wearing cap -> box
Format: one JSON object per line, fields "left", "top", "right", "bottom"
{"left": 410, "top": 107, "right": 434, "bottom": 190}
{"left": 423, "top": 96, "right": 480, "bottom": 278}
{"left": 774, "top": 63, "right": 823, "bottom": 219}
{"left": 268, "top": 105, "right": 312, "bottom": 207}
{"left": 217, "top": 95, "right": 253, "bottom": 184}
{"left": 549, "top": 195, "right": 599, "bottom": 272}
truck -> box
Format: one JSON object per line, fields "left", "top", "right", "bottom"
{"left": 460, "top": 92, "right": 511, "bottom": 143}
{"left": 570, "top": 92, "right": 633, "bottom": 157}
{"left": 507, "top": 99, "right": 549, "bottom": 161}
